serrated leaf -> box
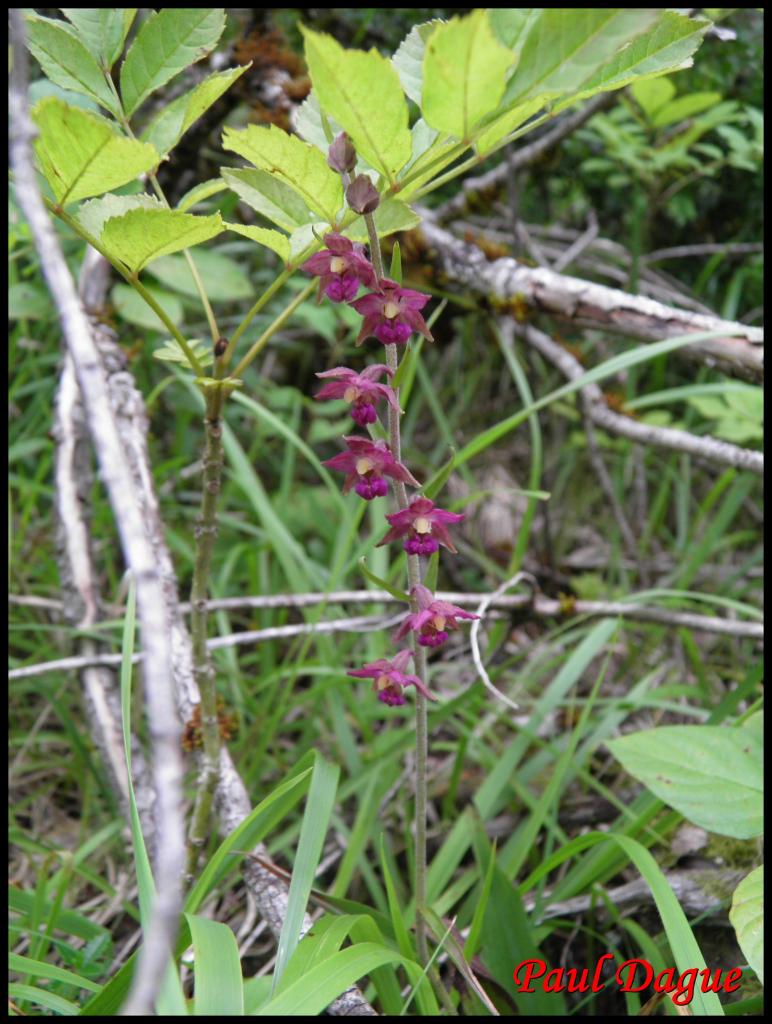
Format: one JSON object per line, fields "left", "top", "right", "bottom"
{"left": 120, "top": 8, "right": 226, "bottom": 117}
{"left": 101, "top": 209, "right": 223, "bottom": 274}
{"left": 343, "top": 198, "right": 421, "bottom": 241}
{"left": 221, "top": 167, "right": 314, "bottom": 231}
{"left": 24, "top": 14, "right": 121, "bottom": 114}
{"left": 422, "top": 10, "right": 513, "bottom": 140}
{"left": 552, "top": 11, "right": 710, "bottom": 114}
{"left": 292, "top": 90, "right": 342, "bottom": 153}
{"left": 301, "top": 27, "right": 412, "bottom": 182}
{"left": 606, "top": 723, "right": 763, "bottom": 840}
{"left": 78, "top": 194, "right": 163, "bottom": 240}
{"left": 146, "top": 250, "right": 252, "bottom": 302}
{"left": 141, "top": 65, "right": 248, "bottom": 156}
{"left": 31, "top": 98, "right": 159, "bottom": 205}
{"left": 222, "top": 124, "right": 342, "bottom": 224}
{"left": 391, "top": 20, "right": 442, "bottom": 106}
{"left": 358, "top": 559, "right": 410, "bottom": 603}
{"left": 225, "top": 223, "right": 291, "bottom": 263}
{"left": 503, "top": 9, "right": 663, "bottom": 111}
{"left": 60, "top": 9, "right": 136, "bottom": 70}
{"left": 111, "top": 282, "right": 184, "bottom": 332}
{"left": 729, "top": 866, "right": 763, "bottom": 984}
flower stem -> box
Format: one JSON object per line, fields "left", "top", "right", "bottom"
{"left": 366, "top": 209, "right": 429, "bottom": 965}
{"left": 185, "top": 382, "right": 226, "bottom": 878}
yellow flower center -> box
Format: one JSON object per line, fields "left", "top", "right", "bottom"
{"left": 356, "top": 457, "right": 373, "bottom": 475}
{"left": 414, "top": 516, "right": 431, "bottom": 534}
{"left": 343, "top": 385, "right": 359, "bottom": 404}
{"left": 376, "top": 674, "right": 391, "bottom": 692}
{"left": 383, "top": 301, "right": 400, "bottom": 320}
{"left": 432, "top": 615, "right": 446, "bottom": 632}
{"left": 329, "top": 256, "right": 346, "bottom": 274}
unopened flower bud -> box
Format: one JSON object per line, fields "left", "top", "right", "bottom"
{"left": 346, "top": 174, "right": 380, "bottom": 215}
{"left": 327, "top": 132, "right": 357, "bottom": 174}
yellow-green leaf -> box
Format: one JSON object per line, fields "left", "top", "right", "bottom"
{"left": 24, "top": 14, "right": 121, "bottom": 114}
{"left": 301, "top": 27, "right": 412, "bottom": 183}
{"left": 141, "top": 65, "right": 248, "bottom": 156}
{"left": 31, "top": 97, "right": 159, "bottom": 206}
{"left": 60, "top": 9, "right": 136, "bottom": 70}
{"left": 221, "top": 167, "right": 314, "bottom": 231}
{"left": 225, "top": 223, "right": 291, "bottom": 264}
{"left": 120, "top": 8, "right": 226, "bottom": 116}
{"left": 101, "top": 209, "right": 224, "bottom": 273}
{"left": 729, "top": 866, "right": 763, "bottom": 984}
{"left": 422, "top": 10, "right": 513, "bottom": 140}
{"left": 222, "top": 124, "right": 342, "bottom": 224}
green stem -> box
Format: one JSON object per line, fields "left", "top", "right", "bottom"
{"left": 231, "top": 279, "right": 316, "bottom": 379}
{"left": 366, "top": 208, "right": 429, "bottom": 965}
{"left": 44, "top": 196, "right": 204, "bottom": 375}
{"left": 185, "top": 382, "right": 226, "bottom": 879}
{"left": 104, "top": 72, "right": 222, "bottom": 349}
{"left": 223, "top": 267, "right": 294, "bottom": 368}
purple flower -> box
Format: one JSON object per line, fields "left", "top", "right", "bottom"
{"left": 393, "top": 584, "right": 479, "bottom": 648}
{"left": 301, "top": 233, "right": 376, "bottom": 303}
{"left": 322, "top": 436, "right": 420, "bottom": 500}
{"left": 378, "top": 496, "right": 465, "bottom": 555}
{"left": 348, "top": 649, "right": 437, "bottom": 706}
{"left": 351, "top": 279, "right": 433, "bottom": 346}
{"left": 315, "top": 364, "right": 400, "bottom": 427}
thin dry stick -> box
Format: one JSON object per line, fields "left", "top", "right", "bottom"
{"left": 9, "top": 595, "right": 763, "bottom": 682}
{"left": 9, "top": 12, "right": 185, "bottom": 1016}
{"left": 520, "top": 323, "right": 763, "bottom": 476}
{"left": 469, "top": 572, "right": 537, "bottom": 713}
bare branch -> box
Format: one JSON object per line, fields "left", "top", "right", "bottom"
{"left": 417, "top": 217, "right": 763, "bottom": 383}
{"left": 520, "top": 323, "right": 763, "bottom": 475}
{"left": 9, "top": 11, "right": 185, "bottom": 1016}
{"left": 9, "top": 590, "right": 762, "bottom": 684}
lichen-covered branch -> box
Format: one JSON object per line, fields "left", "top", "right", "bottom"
{"left": 417, "top": 217, "right": 764, "bottom": 383}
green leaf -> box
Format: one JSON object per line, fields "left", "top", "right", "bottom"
{"left": 488, "top": 9, "right": 541, "bottom": 52}
{"left": 154, "top": 336, "right": 212, "bottom": 369}
{"left": 185, "top": 914, "right": 244, "bottom": 1015}
{"left": 222, "top": 124, "right": 343, "bottom": 223}
{"left": 120, "top": 8, "right": 226, "bottom": 117}
{"left": 60, "top": 9, "right": 136, "bottom": 70}
{"left": 221, "top": 167, "right": 315, "bottom": 231}
{"left": 606, "top": 722, "right": 763, "bottom": 839}
{"left": 553, "top": 11, "right": 711, "bottom": 114}
{"left": 31, "top": 98, "right": 159, "bottom": 206}
{"left": 78, "top": 194, "right": 163, "bottom": 240}
{"left": 474, "top": 96, "right": 545, "bottom": 157}
{"left": 112, "top": 282, "right": 185, "bottom": 332}
{"left": 391, "top": 20, "right": 442, "bottom": 106}
{"left": 389, "top": 241, "right": 402, "bottom": 283}
{"left": 24, "top": 13, "right": 120, "bottom": 114}
{"left": 729, "top": 865, "right": 763, "bottom": 984}
{"left": 631, "top": 77, "right": 676, "bottom": 119}
{"left": 358, "top": 558, "right": 410, "bottom": 603}
{"left": 502, "top": 10, "right": 663, "bottom": 110}
{"left": 101, "top": 209, "right": 224, "bottom": 274}
{"left": 8, "top": 952, "right": 101, "bottom": 993}
{"left": 422, "top": 11, "right": 513, "bottom": 140}
{"left": 423, "top": 447, "right": 456, "bottom": 501}
{"left": 274, "top": 755, "right": 339, "bottom": 986}
{"left": 224, "top": 223, "right": 291, "bottom": 264}
{"left": 8, "top": 983, "right": 79, "bottom": 1016}
{"left": 301, "top": 27, "right": 412, "bottom": 183}
{"left": 141, "top": 65, "right": 248, "bottom": 156}
{"left": 176, "top": 177, "right": 229, "bottom": 213}
{"left": 146, "top": 249, "right": 252, "bottom": 302}
{"left": 256, "top": 943, "right": 417, "bottom": 1017}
